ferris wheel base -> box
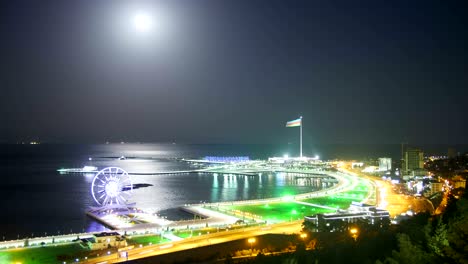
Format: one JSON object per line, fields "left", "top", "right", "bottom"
{"left": 88, "top": 203, "right": 137, "bottom": 213}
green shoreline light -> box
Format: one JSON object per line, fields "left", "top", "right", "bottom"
{"left": 216, "top": 174, "right": 374, "bottom": 223}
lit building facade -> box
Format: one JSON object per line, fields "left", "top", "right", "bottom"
{"left": 403, "top": 148, "right": 424, "bottom": 174}
{"left": 304, "top": 202, "right": 390, "bottom": 231}
{"left": 424, "top": 182, "right": 444, "bottom": 197}
{"left": 453, "top": 179, "right": 466, "bottom": 189}
{"left": 378, "top": 158, "right": 392, "bottom": 171}
{"left": 90, "top": 232, "right": 127, "bottom": 250}
{"left": 447, "top": 148, "right": 457, "bottom": 158}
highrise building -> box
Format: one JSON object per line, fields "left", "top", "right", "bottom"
{"left": 425, "top": 182, "right": 444, "bottom": 197}
{"left": 378, "top": 158, "right": 392, "bottom": 171}
{"left": 403, "top": 148, "right": 424, "bottom": 174}
{"left": 448, "top": 148, "right": 457, "bottom": 159}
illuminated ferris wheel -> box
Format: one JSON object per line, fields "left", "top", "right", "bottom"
{"left": 91, "top": 167, "right": 133, "bottom": 207}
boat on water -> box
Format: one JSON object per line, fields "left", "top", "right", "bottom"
{"left": 57, "top": 166, "right": 98, "bottom": 174}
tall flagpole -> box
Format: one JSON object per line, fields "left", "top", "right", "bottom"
{"left": 300, "top": 116, "right": 303, "bottom": 157}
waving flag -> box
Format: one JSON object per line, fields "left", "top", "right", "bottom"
{"left": 285, "top": 118, "right": 301, "bottom": 127}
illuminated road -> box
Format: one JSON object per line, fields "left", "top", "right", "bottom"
{"left": 434, "top": 191, "right": 448, "bottom": 215}
{"left": 339, "top": 164, "right": 434, "bottom": 217}
{"left": 85, "top": 221, "right": 302, "bottom": 263}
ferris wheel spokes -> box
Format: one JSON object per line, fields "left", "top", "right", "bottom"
{"left": 91, "top": 167, "right": 133, "bottom": 207}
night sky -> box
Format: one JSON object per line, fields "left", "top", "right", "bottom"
{"left": 1, "top": 0, "right": 467, "bottom": 144}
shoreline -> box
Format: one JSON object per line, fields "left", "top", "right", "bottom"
{"left": 86, "top": 169, "right": 374, "bottom": 231}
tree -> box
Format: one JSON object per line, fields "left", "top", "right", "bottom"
{"left": 442, "top": 194, "right": 458, "bottom": 223}
{"left": 445, "top": 198, "right": 468, "bottom": 264}
{"left": 253, "top": 252, "right": 266, "bottom": 263}
{"left": 397, "top": 212, "right": 430, "bottom": 244}
{"left": 385, "top": 233, "right": 436, "bottom": 264}
{"left": 224, "top": 254, "right": 233, "bottom": 264}
{"left": 302, "top": 220, "right": 317, "bottom": 232}
{"left": 426, "top": 219, "right": 449, "bottom": 258}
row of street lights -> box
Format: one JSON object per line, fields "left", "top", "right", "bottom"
{"left": 246, "top": 232, "right": 308, "bottom": 256}
{"left": 246, "top": 228, "right": 358, "bottom": 257}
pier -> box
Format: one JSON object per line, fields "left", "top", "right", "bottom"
{"left": 128, "top": 170, "right": 258, "bottom": 176}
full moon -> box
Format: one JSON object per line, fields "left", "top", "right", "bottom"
{"left": 133, "top": 12, "right": 153, "bottom": 33}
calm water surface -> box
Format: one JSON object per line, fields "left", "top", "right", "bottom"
{"left": 0, "top": 143, "right": 326, "bottom": 239}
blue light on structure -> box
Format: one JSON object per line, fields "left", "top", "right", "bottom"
{"left": 204, "top": 156, "right": 250, "bottom": 163}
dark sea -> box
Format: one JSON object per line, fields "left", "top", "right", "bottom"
{"left": 0, "top": 143, "right": 464, "bottom": 240}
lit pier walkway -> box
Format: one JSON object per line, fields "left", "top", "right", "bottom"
{"left": 128, "top": 170, "right": 258, "bottom": 176}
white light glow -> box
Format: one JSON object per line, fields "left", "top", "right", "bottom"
{"left": 105, "top": 181, "right": 120, "bottom": 198}
{"left": 133, "top": 12, "right": 153, "bottom": 33}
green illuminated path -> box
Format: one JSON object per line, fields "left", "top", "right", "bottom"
{"left": 0, "top": 235, "right": 173, "bottom": 264}
{"left": 214, "top": 202, "right": 335, "bottom": 223}
{"left": 127, "top": 236, "right": 170, "bottom": 246}
{"left": 206, "top": 171, "right": 375, "bottom": 223}
{"left": 0, "top": 243, "right": 88, "bottom": 264}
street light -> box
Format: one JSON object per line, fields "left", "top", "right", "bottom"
{"left": 349, "top": 228, "right": 359, "bottom": 241}
{"left": 247, "top": 237, "right": 256, "bottom": 255}
{"left": 299, "top": 233, "right": 308, "bottom": 249}
{"left": 300, "top": 233, "right": 307, "bottom": 240}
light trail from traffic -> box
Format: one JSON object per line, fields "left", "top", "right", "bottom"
{"left": 338, "top": 162, "right": 434, "bottom": 217}
{"left": 86, "top": 221, "right": 302, "bottom": 263}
